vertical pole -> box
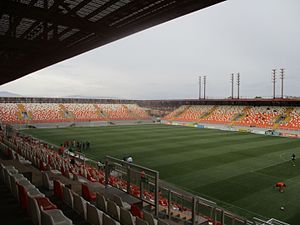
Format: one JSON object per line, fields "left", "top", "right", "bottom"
{"left": 231, "top": 74, "right": 234, "bottom": 99}
{"left": 221, "top": 209, "right": 225, "bottom": 225}
{"left": 140, "top": 179, "right": 144, "bottom": 199}
{"left": 192, "top": 197, "right": 196, "bottom": 225}
{"left": 280, "top": 68, "right": 284, "bottom": 99}
{"left": 155, "top": 171, "right": 159, "bottom": 217}
{"left": 199, "top": 76, "right": 201, "bottom": 100}
{"left": 168, "top": 190, "right": 171, "bottom": 219}
{"left": 104, "top": 159, "right": 109, "bottom": 188}
{"left": 272, "top": 69, "right": 276, "bottom": 99}
{"left": 212, "top": 207, "right": 216, "bottom": 223}
{"left": 237, "top": 73, "right": 240, "bottom": 99}
{"left": 203, "top": 76, "right": 206, "bottom": 99}
{"left": 127, "top": 166, "right": 131, "bottom": 194}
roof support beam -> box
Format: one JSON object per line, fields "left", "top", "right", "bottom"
{"left": 67, "top": 0, "right": 93, "bottom": 16}
{"left": 2, "top": 1, "right": 95, "bottom": 33}
{"left": 85, "top": 0, "right": 121, "bottom": 20}
{"left": 32, "top": 0, "right": 95, "bottom": 41}
{"left": 0, "top": 0, "right": 226, "bottom": 85}
{"left": 5, "top": 0, "right": 39, "bottom": 37}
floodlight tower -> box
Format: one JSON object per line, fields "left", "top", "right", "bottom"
{"left": 237, "top": 73, "right": 240, "bottom": 99}
{"left": 203, "top": 76, "right": 207, "bottom": 99}
{"left": 231, "top": 73, "right": 234, "bottom": 99}
{"left": 198, "top": 76, "right": 201, "bottom": 99}
{"left": 280, "top": 68, "right": 285, "bottom": 99}
{"left": 272, "top": 69, "right": 276, "bottom": 99}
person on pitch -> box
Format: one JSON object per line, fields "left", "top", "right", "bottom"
{"left": 274, "top": 182, "right": 286, "bottom": 193}
{"left": 291, "top": 153, "right": 296, "bottom": 166}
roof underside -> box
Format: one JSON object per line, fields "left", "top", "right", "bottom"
{"left": 0, "top": 0, "right": 225, "bottom": 85}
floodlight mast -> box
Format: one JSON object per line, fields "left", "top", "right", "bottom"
{"left": 272, "top": 69, "right": 276, "bottom": 99}
{"left": 237, "top": 73, "right": 240, "bottom": 99}
{"left": 231, "top": 73, "right": 234, "bottom": 99}
{"left": 203, "top": 76, "right": 206, "bottom": 99}
{"left": 198, "top": 76, "right": 201, "bottom": 99}
{"left": 280, "top": 68, "right": 285, "bottom": 99}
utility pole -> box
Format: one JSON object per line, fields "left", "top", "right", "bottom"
{"left": 231, "top": 73, "right": 234, "bottom": 99}
{"left": 280, "top": 68, "right": 284, "bottom": 99}
{"left": 272, "top": 69, "right": 276, "bottom": 99}
{"left": 203, "top": 76, "right": 206, "bottom": 99}
{"left": 198, "top": 76, "right": 201, "bottom": 100}
{"left": 237, "top": 73, "right": 240, "bottom": 99}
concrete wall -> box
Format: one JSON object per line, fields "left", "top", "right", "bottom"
{"left": 17, "top": 120, "right": 154, "bottom": 129}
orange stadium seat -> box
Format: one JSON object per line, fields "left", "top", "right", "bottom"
{"left": 163, "top": 105, "right": 300, "bottom": 130}
{"left": 200, "top": 105, "right": 245, "bottom": 124}
{"left": 0, "top": 102, "right": 150, "bottom": 124}
{"left": 279, "top": 107, "right": 300, "bottom": 130}
{"left": 235, "top": 106, "right": 285, "bottom": 128}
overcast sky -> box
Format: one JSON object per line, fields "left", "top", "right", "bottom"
{"left": 0, "top": 0, "right": 300, "bottom": 100}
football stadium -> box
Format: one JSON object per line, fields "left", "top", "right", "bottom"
{"left": 0, "top": 1, "right": 299, "bottom": 225}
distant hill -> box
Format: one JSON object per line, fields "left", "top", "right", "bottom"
{"left": 0, "top": 91, "right": 22, "bottom": 97}
{"left": 64, "top": 95, "right": 117, "bottom": 99}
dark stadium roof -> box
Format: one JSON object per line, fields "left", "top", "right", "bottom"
{"left": 0, "top": 0, "right": 225, "bottom": 85}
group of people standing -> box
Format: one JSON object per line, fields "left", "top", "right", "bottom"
{"left": 63, "top": 139, "right": 90, "bottom": 152}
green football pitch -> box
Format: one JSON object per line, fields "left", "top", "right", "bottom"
{"left": 22, "top": 124, "right": 300, "bottom": 224}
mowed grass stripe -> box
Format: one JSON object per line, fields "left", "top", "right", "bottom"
{"left": 28, "top": 125, "right": 233, "bottom": 141}
{"left": 142, "top": 137, "right": 297, "bottom": 168}
{"left": 166, "top": 146, "right": 300, "bottom": 187}
{"left": 85, "top": 134, "right": 272, "bottom": 166}
{"left": 22, "top": 125, "right": 300, "bottom": 223}
{"left": 152, "top": 139, "right": 299, "bottom": 178}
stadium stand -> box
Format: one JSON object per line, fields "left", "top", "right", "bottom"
{"left": 98, "top": 104, "right": 149, "bottom": 121}
{"left": 162, "top": 105, "right": 188, "bottom": 120}
{"left": 0, "top": 103, "right": 150, "bottom": 124}
{"left": 3, "top": 99, "right": 300, "bottom": 131}
{"left": 0, "top": 103, "right": 22, "bottom": 124}
{"left": 201, "top": 105, "right": 244, "bottom": 124}
{"left": 64, "top": 103, "right": 100, "bottom": 121}
{"left": 174, "top": 105, "right": 214, "bottom": 122}
{"left": 278, "top": 107, "right": 300, "bottom": 130}
{"left": 25, "top": 103, "right": 63, "bottom": 123}
{"left": 0, "top": 129, "right": 173, "bottom": 225}
{"left": 234, "top": 106, "right": 286, "bottom": 128}
{"left": 162, "top": 104, "right": 300, "bottom": 130}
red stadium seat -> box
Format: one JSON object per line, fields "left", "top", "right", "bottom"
{"left": 82, "top": 183, "right": 96, "bottom": 201}
{"left": 53, "top": 180, "right": 63, "bottom": 200}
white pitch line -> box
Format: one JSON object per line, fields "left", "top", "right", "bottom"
{"left": 279, "top": 152, "right": 288, "bottom": 161}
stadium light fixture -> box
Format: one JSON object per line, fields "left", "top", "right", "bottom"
{"left": 272, "top": 69, "right": 276, "bottom": 99}
{"left": 280, "top": 68, "right": 285, "bottom": 99}
{"left": 236, "top": 73, "right": 240, "bottom": 99}
{"left": 198, "top": 76, "right": 201, "bottom": 100}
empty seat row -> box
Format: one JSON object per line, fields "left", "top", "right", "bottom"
{"left": 163, "top": 105, "right": 300, "bottom": 130}
{"left": 0, "top": 162, "right": 72, "bottom": 225}
{"left": 0, "top": 103, "right": 150, "bottom": 124}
